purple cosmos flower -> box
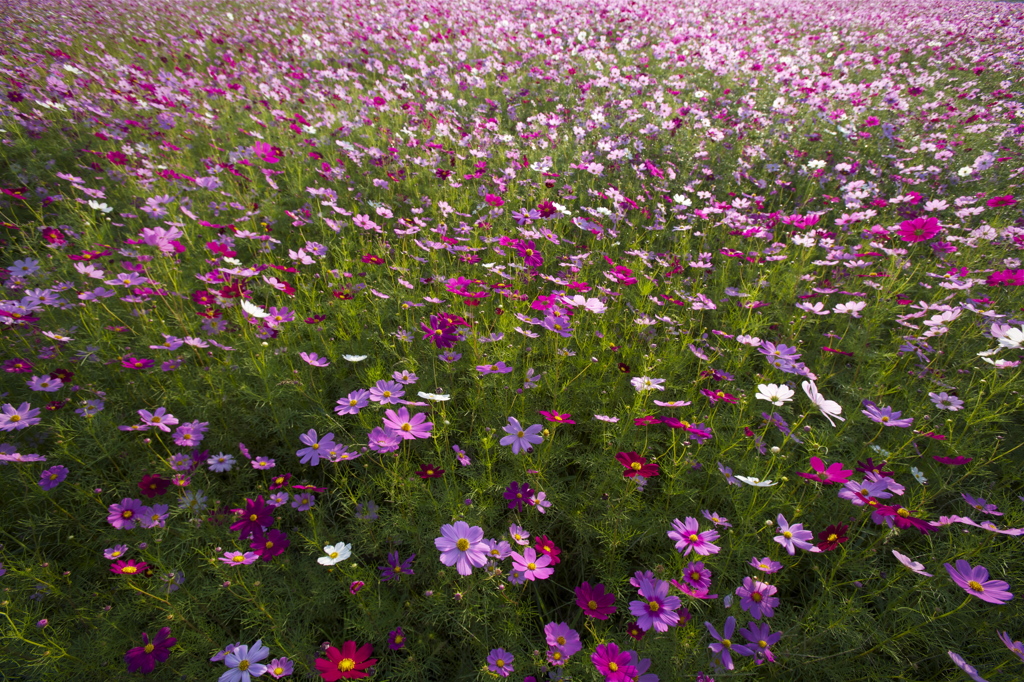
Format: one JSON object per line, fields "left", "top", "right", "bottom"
{"left": 750, "top": 556, "right": 783, "bottom": 574}
{"left": 591, "top": 642, "right": 636, "bottom": 681}
{"left": 487, "top": 648, "right": 514, "bottom": 677}
{"left": 999, "top": 631, "right": 1024, "bottom": 663}
{"left": 369, "top": 379, "right": 405, "bottom": 404}
{"left": 435, "top": 521, "right": 489, "bottom": 576}
{"left": 138, "top": 407, "right": 178, "bottom": 432}
{"left": 504, "top": 481, "right": 535, "bottom": 511}
{"left": 736, "top": 577, "right": 779, "bottom": 619}
{"left": 499, "top": 417, "right": 544, "bottom": 454}
{"left": 773, "top": 514, "right": 821, "bottom": 555}
{"left": 388, "top": 628, "right": 406, "bottom": 651}
{"left": 378, "top": 551, "right": 415, "bottom": 582}
{"left": 576, "top": 582, "right": 616, "bottom": 619}
{"left": 701, "top": 510, "right": 732, "bottom": 527}
{"left": 630, "top": 577, "right": 683, "bottom": 632}
{"left": 299, "top": 351, "right": 330, "bottom": 367}
{"left": 296, "top": 429, "right": 335, "bottom": 466}
{"left": 221, "top": 640, "right": 269, "bottom": 682}
{"left": 421, "top": 315, "right": 458, "bottom": 348}
{"left": 510, "top": 548, "right": 553, "bottom": 581}
{"left": 38, "top": 465, "right": 68, "bottom": 491}
{"left": 961, "top": 493, "right": 1002, "bottom": 516}
{"left": 0, "top": 402, "right": 42, "bottom": 431}
{"left": 230, "top": 496, "right": 274, "bottom": 539}
{"left": 124, "top": 627, "right": 176, "bottom": 674}
{"left": 382, "top": 407, "right": 433, "bottom": 440}
{"left": 139, "top": 504, "right": 169, "bottom": 529}
{"left": 945, "top": 560, "right": 1013, "bottom": 604}
{"left": 861, "top": 400, "right": 914, "bottom": 427}
{"left": 104, "top": 545, "right": 129, "bottom": 560}
{"left": 108, "top": 498, "right": 144, "bottom": 530}
{"left": 544, "top": 622, "right": 582, "bottom": 658}
{"left": 929, "top": 391, "right": 964, "bottom": 411}
{"left": 476, "top": 361, "right": 513, "bottom": 375}
{"left": 485, "top": 539, "right": 512, "bottom": 561}
{"left": 335, "top": 389, "right": 370, "bottom": 416}
{"left": 266, "top": 657, "right": 294, "bottom": 679}
{"left": 667, "top": 517, "right": 721, "bottom": 556}
{"left": 367, "top": 427, "right": 402, "bottom": 453}
{"left": 948, "top": 651, "right": 989, "bottom": 682}
{"left": 705, "top": 617, "right": 754, "bottom": 671}
{"left": 739, "top": 622, "right": 782, "bottom": 663}
{"left": 290, "top": 492, "right": 315, "bottom": 511}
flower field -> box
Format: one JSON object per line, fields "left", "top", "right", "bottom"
{"left": 2, "top": 0, "right": 1024, "bottom": 679}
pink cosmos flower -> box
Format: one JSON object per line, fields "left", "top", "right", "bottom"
{"left": 435, "top": 521, "right": 488, "bottom": 576}
{"left": 296, "top": 429, "right": 335, "bottom": 466}
{"left": 736, "top": 577, "right": 779, "bottom": 619}
{"left": 382, "top": 407, "right": 433, "bottom": 440}
{"left": 897, "top": 216, "right": 941, "bottom": 242}
{"left": 510, "top": 547, "right": 554, "bottom": 581}
{"left": 138, "top": 407, "right": 178, "bottom": 432}
{"left": 299, "top": 351, "right": 330, "bottom": 367}
{"left": 667, "top": 517, "right": 721, "bottom": 556}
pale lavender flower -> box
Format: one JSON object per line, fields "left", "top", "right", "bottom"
{"left": 499, "top": 417, "right": 544, "bottom": 454}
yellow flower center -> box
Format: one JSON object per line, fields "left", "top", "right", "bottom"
{"left": 402, "top": 423, "right": 412, "bottom": 431}
{"left": 552, "top": 651, "right": 562, "bottom": 661}
{"left": 383, "top": 391, "right": 392, "bottom": 397}
{"left": 122, "top": 510, "right": 133, "bottom": 518}
{"left": 250, "top": 514, "right": 258, "bottom": 521}
{"left": 265, "top": 542, "right": 273, "bottom": 549}
{"left": 782, "top": 531, "right": 792, "bottom": 539}
{"left": 495, "top": 659, "right": 505, "bottom": 668}
{"left": 394, "top": 636, "right": 403, "bottom": 644}
{"left": 273, "top": 667, "right": 284, "bottom": 675}
{"left": 897, "top": 508, "right": 911, "bottom": 518}
{"left": 10, "top": 415, "right": 20, "bottom": 422}
{"left": 517, "top": 430, "right": 524, "bottom": 437}
{"left": 233, "top": 555, "right": 245, "bottom": 562}
{"left": 456, "top": 538, "right": 470, "bottom": 551}
{"left": 608, "top": 662, "right": 619, "bottom": 672}
{"left": 752, "top": 592, "right": 763, "bottom": 603}
{"left": 648, "top": 600, "right": 660, "bottom": 611}
{"left": 527, "top": 562, "right": 537, "bottom": 570}
{"left": 758, "top": 640, "right": 768, "bottom": 648}
{"left": 338, "top": 658, "right": 356, "bottom": 672}
{"left": 588, "top": 600, "right": 598, "bottom": 610}
{"left": 556, "top": 636, "right": 566, "bottom": 645}
{"left": 330, "top": 552, "right": 339, "bottom": 559}
{"left": 349, "top": 399, "right": 358, "bottom": 406}
{"left": 631, "top": 462, "right": 642, "bottom": 470}
{"left": 722, "top": 639, "right": 732, "bottom": 649}
{"left": 968, "top": 580, "right": 984, "bottom": 593}
{"left": 689, "top": 534, "right": 699, "bottom": 542}
{"left": 144, "top": 643, "right": 155, "bottom": 653}
{"left": 691, "top": 572, "right": 701, "bottom": 581}
{"left": 238, "top": 660, "right": 250, "bottom": 671}
{"left": 827, "top": 533, "right": 838, "bottom": 542}
{"left": 123, "top": 566, "right": 138, "bottom": 573}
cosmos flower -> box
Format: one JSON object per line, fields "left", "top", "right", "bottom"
{"left": 124, "top": 627, "right": 176, "bottom": 674}
{"left": 315, "top": 641, "right": 376, "bottom": 680}
{"left": 499, "top": 417, "right": 544, "bottom": 454}
{"left": 667, "top": 517, "right": 721, "bottom": 556}
{"left": 944, "top": 560, "right": 1013, "bottom": 605}
{"left": 576, "top": 582, "right": 616, "bottom": 619}
{"left": 435, "top": 522, "right": 488, "bottom": 576}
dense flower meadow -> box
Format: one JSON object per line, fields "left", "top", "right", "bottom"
{"left": 1, "top": 0, "right": 1024, "bottom": 679}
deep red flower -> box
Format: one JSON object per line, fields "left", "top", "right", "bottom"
{"left": 625, "top": 622, "right": 645, "bottom": 641}
{"left": 615, "top": 451, "right": 660, "bottom": 478}
{"left": 575, "top": 581, "right": 616, "bottom": 619}
{"left": 315, "top": 641, "right": 377, "bottom": 680}
{"left": 987, "top": 194, "right": 1016, "bottom": 208}
{"left": 138, "top": 474, "right": 170, "bottom": 498}
{"left": 817, "top": 524, "right": 849, "bottom": 551}
{"left": 875, "top": 505, "right": 938, "bottom": 534}
{"left": 416, "top": 463, "right": 444, "bottom": 479}
{"left": 251, "top": 529, "right": 290, "bottom": 562}
{"left": 230, "top": 496, "right": 274, "bottom": 539}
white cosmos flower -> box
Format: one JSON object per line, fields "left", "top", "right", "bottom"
{"left": 317, "top": 542, "right": 352, "bottom": 566}
{"left": 735, "top": 476, "right": 778, "bottom": 487}
{"left": 801, "top": 380, "right": 845, "bottom": 427}
{"left": 755, "top": 383, "right": 795, "bottom": 406}
{"left": 342, "top": 354, "right": 367, "bottom": 362}
{"left": 240, "top": 299, "right": 268, "bottom": 318}
{"left": 417, "top": 391, "right": 451, "bottom": 401}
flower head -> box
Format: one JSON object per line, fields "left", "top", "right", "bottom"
{"left": 773, "top": 514, "right": 820, "bottom": 555}
{"left": 499, "top": 417, "right": 544, "bottom": 454}
{"left": 435, "top": 522, "right": 488, "bottom": 576}
{"left": 736, "top": 577, "right": 779, "bottom": 619}
{"left": 318, "top": 543, "right": 352, "bottom": 566}
{"left": 945, "top": 560, "right": 1013, "bottom": 604}
{"left": 124, "top": 627, "right": 176, "bottom": 674}
{"left": 315, "top": 641, "right": 376, "bottom": 680}
{"left": 576, "top": 581, "right": 616, "bottom": 619}
{"left": 487, "top": 648, "right": 514, "bottom": 677}
{"left": 220, "top": 640, "right": 270, "bottom": 682}
{"left": 667, "top": 517, "right": 721, "bottom": 556}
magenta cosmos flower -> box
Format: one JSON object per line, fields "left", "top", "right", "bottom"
{"left": 124, "top": 626, "right": 176, "bottom": 674}
{"left": 576, "top": 582, "right": 616, "bottom": 619}
{"left": 667, "top": 517, "right": 721, "bottom": 556}
{"left": 736, "top": 577, "right": 779, "bottom": 619}
{"left": 499, "top": 417, "right": 544, "bottom": 454}
{"left": 897, "top": 216, "right": 941, "bottom": 242}
{"left": 435, "top": 521, "right": 488, "bottom": 576}
{"left": 944, "top": 560, "right": 1013, "bottom": 604}
{"left": 107, "top": 498, "right": 145, "bottom": 530}
{"left": 230, "top": 496, "right": 274, "bottom": 539}
{"left": 381, "top": 407, "right": 433, "bottom": 440}
{"left": 591, "top": 642, "right": 636, "bottom": 681}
